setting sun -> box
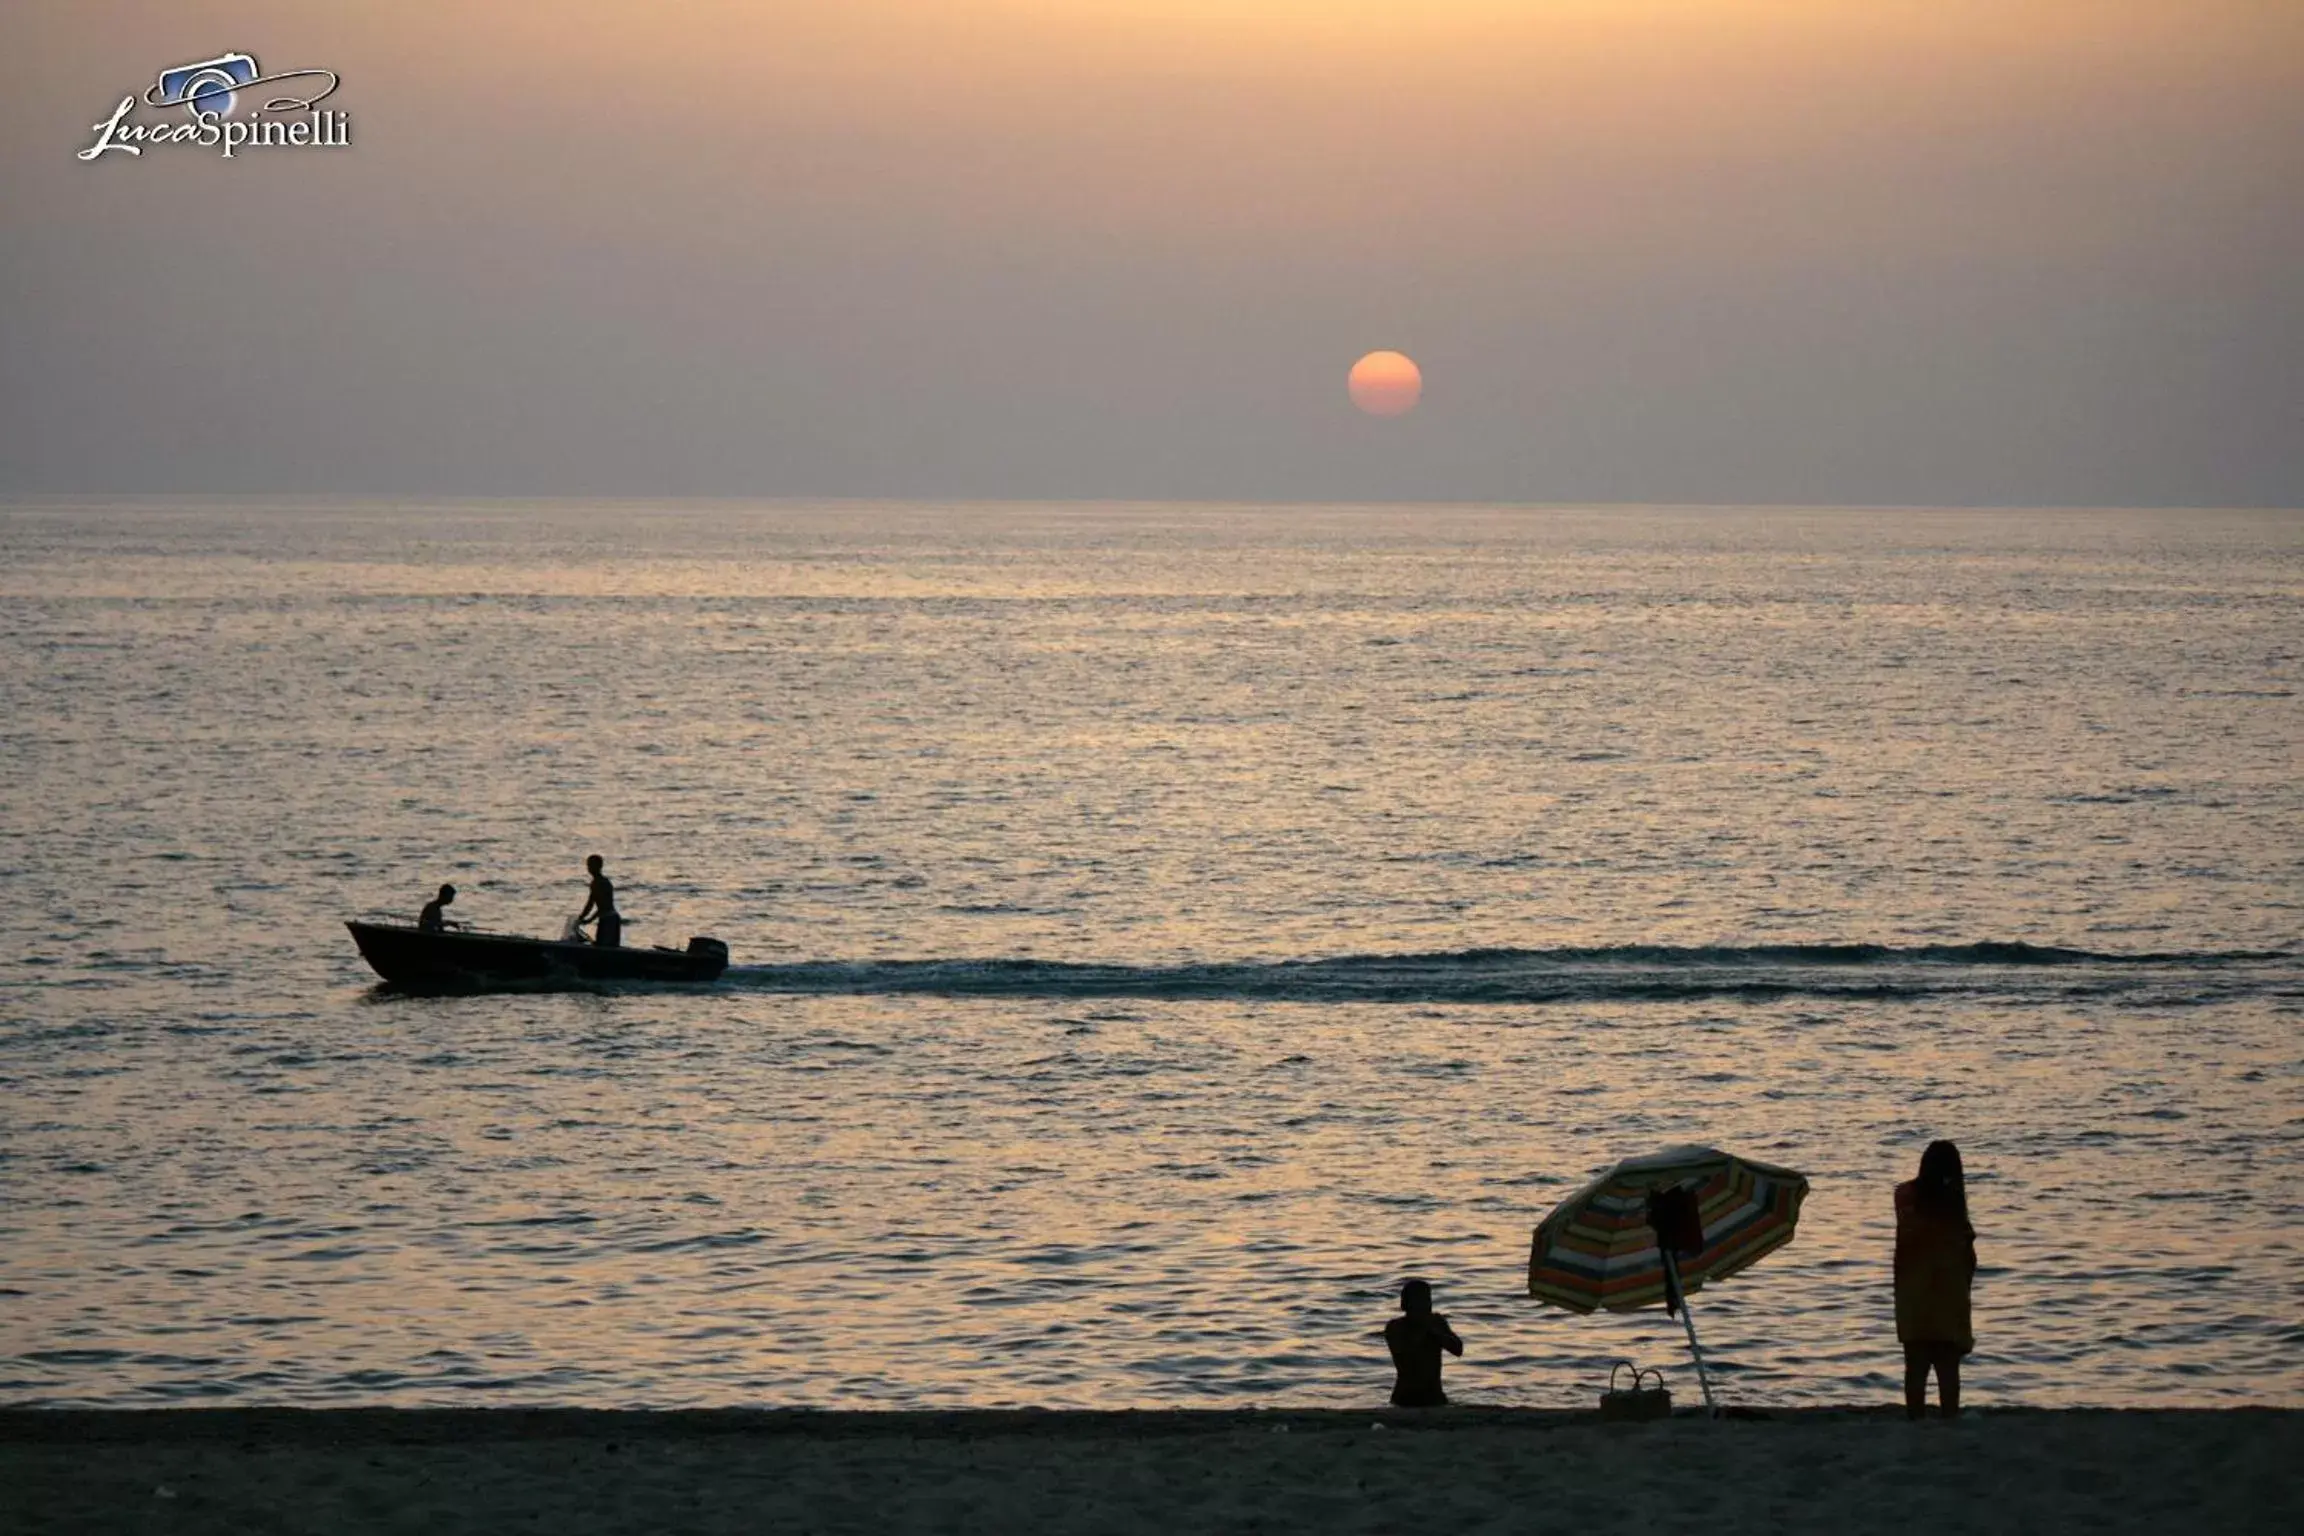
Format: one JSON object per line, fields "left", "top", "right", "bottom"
{"left": 1348, "top": 351, "right": 1422, "bottom": 417}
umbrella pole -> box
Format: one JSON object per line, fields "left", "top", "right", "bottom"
{"left": 1661, "top": 1248, "right": 1719, "bottom": 1417}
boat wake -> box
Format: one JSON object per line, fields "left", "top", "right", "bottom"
{"left": 720, "top": 942, "right": 2293, "bottom": 1007}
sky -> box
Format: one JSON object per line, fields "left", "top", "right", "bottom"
{"left": 4, "top": 1, "right": 2300, "bottom": 505}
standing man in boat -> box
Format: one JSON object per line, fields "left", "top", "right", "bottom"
{"left": 578, "top": 855, "right": 622, "bottom": 948}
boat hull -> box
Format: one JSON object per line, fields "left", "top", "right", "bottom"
{"left": 348, "top": 921, "right": 729, "bottom": 992}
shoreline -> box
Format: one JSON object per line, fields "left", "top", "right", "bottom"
{"left": 8, "top": 1407, "right": 2300, "bottom": 1534}
{"left": 5, "top": 1402, "right": 2299, "bottom": 1441}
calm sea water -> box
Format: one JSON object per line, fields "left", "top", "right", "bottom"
{"left": 2, "top": 500, "right": 2299, "bottom": 1410}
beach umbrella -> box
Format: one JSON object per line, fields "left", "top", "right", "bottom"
{"left": 1527, "top": 1145, "right": 1810, "bottom": 1414}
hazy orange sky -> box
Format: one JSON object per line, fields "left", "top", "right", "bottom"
{"left": 5, "top": 1, "right": 2299, "bottom": 502}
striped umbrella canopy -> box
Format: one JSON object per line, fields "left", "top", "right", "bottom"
{"left": 1528, "top": 1145, "right": 1810, "bottom": 1315}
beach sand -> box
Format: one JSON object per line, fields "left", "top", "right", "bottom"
{"left": 5, "top": 1406, "right": 2297, "bottom": 1534}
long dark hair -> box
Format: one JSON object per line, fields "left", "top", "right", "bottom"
{"left": 1915, "top": 1139, "right": 1968, "bottom": 1222}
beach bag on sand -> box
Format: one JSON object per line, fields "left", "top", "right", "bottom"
{"left": 1600, "top": 1362, "right": 1672, "bottom": 1422}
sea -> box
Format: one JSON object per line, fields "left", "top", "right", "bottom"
{"left": 2, "top": 499, "right": 2298, "bottom": 1410}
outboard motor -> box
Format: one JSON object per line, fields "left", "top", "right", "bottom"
{"left": 685, "top": 936, "right": 730, "bottom": 967}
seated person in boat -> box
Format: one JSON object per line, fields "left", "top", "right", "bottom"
{"left": 417, "top": 883, "right": 456, "bottom": 932}
{"left": 578, "top": 855, "right": 621, "bottom": 947}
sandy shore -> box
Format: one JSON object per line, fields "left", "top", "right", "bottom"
{"left": 5, "top": 1406, "right": 2298, "bottom": 1534}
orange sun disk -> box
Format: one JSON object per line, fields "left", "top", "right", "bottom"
{"left": 1348, "top": 351, "right": 1422, "bottom": 417}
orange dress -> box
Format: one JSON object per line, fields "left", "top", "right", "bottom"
{"left": 1894, "top": 1180, "right": 1976, "bottom": 1353}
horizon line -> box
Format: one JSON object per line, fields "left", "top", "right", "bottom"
{"left": 4, "top": 492, "right": 2300, "bottom": 517}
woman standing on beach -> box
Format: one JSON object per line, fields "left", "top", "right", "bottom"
{"left": 1896, "top": 1140, "right": 1977, "bottom": 1419}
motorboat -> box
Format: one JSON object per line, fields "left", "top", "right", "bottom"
{"left": 347, "top": 919, "right": 730, "bottom": 992}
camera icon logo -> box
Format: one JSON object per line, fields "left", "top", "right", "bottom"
{"left": 155, "top": 52, "right": 259, "bottom": 119}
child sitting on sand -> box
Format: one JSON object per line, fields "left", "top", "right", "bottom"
{"left": 1384, "top": 1279, "right": 1464, "bottom": 1408}
{"left": 1896, "top": 1139, "right": 1978, "bottom": 1420}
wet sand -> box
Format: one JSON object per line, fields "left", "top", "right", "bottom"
{"left": 4, "top": 1406, "right": 2299, "bottom": 1534}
